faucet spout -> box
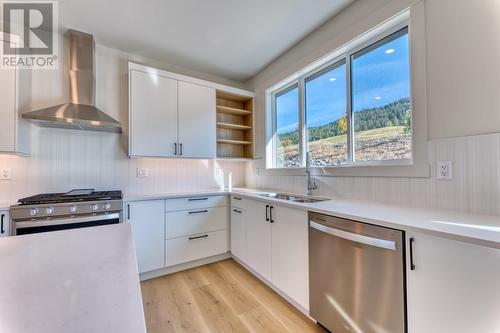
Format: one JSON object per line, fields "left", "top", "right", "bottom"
{"left": 306, "top": 152, "right": 318, "bottom": 196}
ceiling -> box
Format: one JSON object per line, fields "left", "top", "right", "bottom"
{"left": 60, "top": 0, "right": 353, "bottom": 82}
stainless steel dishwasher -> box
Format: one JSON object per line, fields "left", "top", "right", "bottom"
{"left": 309, "top": 212, "right": 406, "bottom": 333}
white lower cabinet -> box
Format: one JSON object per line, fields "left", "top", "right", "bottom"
{"left": 230, "top": 206, "right": 246, "bottom": 262}
{"left": 271, "top": 206, "right": 309, "bottom": 310}
{"left": 245, "top": 199, "right": 272, "bottom": 281}
{"left": 407, "top": 232, "right": 500, "bottom": 333}
{"left": 0, "top": 210, "right": 9, "bottom": 237}
{"left": 167, "top": 230, "right": 227, "bottom": 267}
{"left": 127, "top": 200, "right": 165, "bottom": 274}
{"left": 235, "top": 198, "right": 309, "bottom": 310}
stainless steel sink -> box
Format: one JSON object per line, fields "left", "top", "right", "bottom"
{"left": 257, "top": 192, "right": 328, "bottom": 203}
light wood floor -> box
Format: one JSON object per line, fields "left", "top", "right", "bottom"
{"left": 140, "top": 259, "right": 326, "bottom": 333}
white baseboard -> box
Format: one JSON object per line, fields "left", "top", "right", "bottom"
{"left": 139, "top": 252, "right": 231, "bottom": 281}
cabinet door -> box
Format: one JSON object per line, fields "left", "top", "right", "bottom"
{"left": 230, "top": 207, "right": 246, "bottom": 262}
{"left": 0, "top": 40, "right": 17, "bottom": 152}
{"left": 245, "top": 199, "right": 271, "bottom": 281}
{"left": 177, "top": 81, "right": 216, "bottom": 159}
{"left": 271, "top": 205, "right": 309, "bottom": 310}
{"left": 127, "top": 200, "right": 165, "bottom": 273}
{"left": 407, "top": 232, "right": 500, "bottom": 333}
{"left": 0, "top": 210, "right": 9, "bottom": 237}
{"left": 129, "top": 70, "right": 178, "bottom": 157}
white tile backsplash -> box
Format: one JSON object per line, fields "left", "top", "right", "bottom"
{"left": 246, "top": 133, "right": 500, "bottom": 216}
{"left": 0, "top": 127, "right": 245, "bottom": 204}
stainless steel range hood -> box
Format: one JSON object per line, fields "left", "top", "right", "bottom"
{"left": 23, "top": 30, "right": 122, "bottom": 133}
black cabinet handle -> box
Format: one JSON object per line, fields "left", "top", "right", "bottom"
{"left": 174, "top": 143, "right": 177, "bottom": 155}
{"left": 0, "top": 214, "right": 5, "bottom": 234}
{"left": 265, "top": 205, "right": 269, "bottom": 221}
{"left": 233, "top": 197, "right": 242, "bottom": 201}
{"left": 409, "top": 237, "right": 416, "bottom": 271}
{"left": 188, "top": 197, "right": 208, "bottom": 201}
{"left": 179, "top": 143, "right": 183, "bottom": 156}
{"left": 233, "top": 209, "right": 242, "bottom": 214}
{"left": 127, "top": 204, "right": 130, "bottom": 220}
{"left": 188, "top": 210, "right": 208, "bottom": 215}
{"left": 269, "top": 206, "right": 274, "bottom": 223}
{"left": 189, "top": 234, "right": 208, "bottom": 240}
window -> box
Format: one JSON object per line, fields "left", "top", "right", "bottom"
{"left": 269, "top": 24, "right": 411, "bottom": 169}
{"left": 275, "top": 84, "right": 300, "bottom": 168}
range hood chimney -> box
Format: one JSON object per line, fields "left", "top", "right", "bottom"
{"left": 23, "top": 30, "right": 122, "bottom": 133}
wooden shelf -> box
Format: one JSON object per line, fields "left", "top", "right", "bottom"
{"left": 217, "top": 139, "right": 252, "bottom": 145}
{"left": 217, "top": 122, "right": 252, "bottom": 130}
{"left": 216, "top": 105, "right": 252, "bottom": 116}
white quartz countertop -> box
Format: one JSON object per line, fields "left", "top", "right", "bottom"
{"left": 125, "top": 187, "right": 500, "bottom": 249}
{"left": 0, "top": 224, "right": 146, "bottom": 333}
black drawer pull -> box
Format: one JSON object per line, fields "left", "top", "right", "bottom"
{"left": 409, "top": 237, "right": 416, "bottom": 271}
{"left": 265, "top": 205, "right": 269, "bottom": 221}
{"left": 188, "top": 197, "right": 209, "bottom": 201}
{"left": 233, "top": 197, "right": 242, "bottom": 201}
{"left": 1, "top": 214, "right": 5, "bottom": 234}
{"left": 269, "top": 206, "right": 274, "bottom": 223}
{"left": 189, "top": 234, "right": 208, "bottom": 240}
{"left": 188, "top": 210, "right": 208, "bottom": 215}
{"left": 233, "top": 209, "right": 242, "bottom": 214}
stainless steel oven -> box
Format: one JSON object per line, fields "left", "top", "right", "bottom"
{"left": 10, "top": 190, "right": 123, "bottom": 236}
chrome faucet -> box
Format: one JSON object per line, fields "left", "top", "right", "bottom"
{"left": 306, "top": 152, "right": 318, "bottom": 196}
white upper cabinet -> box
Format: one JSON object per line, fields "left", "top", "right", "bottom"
{"left": 178, "top": 81, "right": 216, "bottom": 159}
{"left": 0, "top": 36, "right": 31, "bottom": 155}
{"left": 129, "top": 69, "right": 178, "bottom": 157}
{"left": 128, "top": 62, "right": 253, "bottom": 159}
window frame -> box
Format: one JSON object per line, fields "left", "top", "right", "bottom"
{"left": 269, "top": 19, "right": 413, "bottom": 170}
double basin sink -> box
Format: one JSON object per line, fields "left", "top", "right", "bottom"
{"left": 257, "top": 192, "right": 329, "bottom": 204}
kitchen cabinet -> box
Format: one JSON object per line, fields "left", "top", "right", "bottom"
{"left": 178, "top": 81, "right": 216, "bottom": 158}
{"left": 0, "top": 210, "right": 9, "bottom": 237}
{"left": 407, "top": 232, "right": 500, "bottom": 333}
{"left": 129, "top": 69, "right": 178, "bottom": 157}
{"left": 245, "top": 199, "right": 272, "bottom": 281}
{"left": 230, "top": 206, "right": 246, "bottom": 262}
{"left": 0, "top": 36, "right": 31, "bottom": 155}
{"left": 270, "top": 205, "right": 309, "bottom": 310}
{"left": 126, "top": 200, "right": 165, "bottom": 273}
{"left": 241, "top": 198, "right": 309, "bottom": 310}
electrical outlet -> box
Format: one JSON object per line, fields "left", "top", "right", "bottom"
{"left": 136, "top": 167, "right": 149, "bottom": 178}
{"left": 437, "top": 161, "right": 452, "bottom": 180}
{"left": 0, "top": 168, "right": 12, "bottom": 180}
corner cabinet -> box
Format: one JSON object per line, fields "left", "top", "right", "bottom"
{"left": 0, "top": 34, "right": 31, "bottom": 155}
{"left": 128, "top": 62, "right": 253, "bottom": 159}
{"left": 406, "top": 232, "right": 500, "bottom": 333}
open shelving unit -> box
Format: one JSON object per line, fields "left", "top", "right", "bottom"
{"left": 216, "top": 91, "right": 254, "bottom": 159}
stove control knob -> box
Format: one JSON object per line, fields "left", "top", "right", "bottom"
{"left": 30, "top": 208, "right": 38, "bottom": 216}
{"left": 91, "top": 204, "right": 99, "bottom": 211}
{"left": 103, "top": 203, "right": 111, "bottom": 210}
{"left": 46, "top": 207, "right": 54, "bottom": 215}
{"left": 69, "top": 206, "right": 77, "bottom": 213}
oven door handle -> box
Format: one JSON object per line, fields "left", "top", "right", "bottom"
{"left": 14, "top": 213, "right": 121, "bottom": 229}
{"left": 309, "top": 221, "right": 397, "bottom": 250}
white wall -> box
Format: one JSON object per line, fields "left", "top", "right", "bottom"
{"left": 244, "top": 0, "right": 500, "bottom": 215}
{"left": 0, "top": 37, "right": 246, "bottom": 204}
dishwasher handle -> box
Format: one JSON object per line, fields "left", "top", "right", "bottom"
{"left": 310, "top": 221, "right": 397, "bottom": 251}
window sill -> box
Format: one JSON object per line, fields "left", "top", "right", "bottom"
{"left": 264, "top": 159, "right": 430, "bottom": 178}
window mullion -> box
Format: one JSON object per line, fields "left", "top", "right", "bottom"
{"left": 346, "top": 54, "right": 354, "bottom": 163}
{"left": 298, "top": 77, "right": 306, "bottom": 168}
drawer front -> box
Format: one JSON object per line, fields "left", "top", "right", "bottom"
{"left": 166, "top": 195, "right": 227, "bottom": 212}
{"left": 231, "top": 195, "right": 246, "bottom": 210}
{"left": 166, "top": 230, "right": 227, "bottom": 267}
{"left": 166, "top": 206, "right": 227, "bottom": 239}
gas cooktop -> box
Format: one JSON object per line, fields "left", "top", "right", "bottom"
{"left": 18, "top": 189, "right": 122, "bottom": 205}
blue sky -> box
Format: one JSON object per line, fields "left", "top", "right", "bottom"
{"left": 276, "top": 32, "right": 410, "bottom": 134}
